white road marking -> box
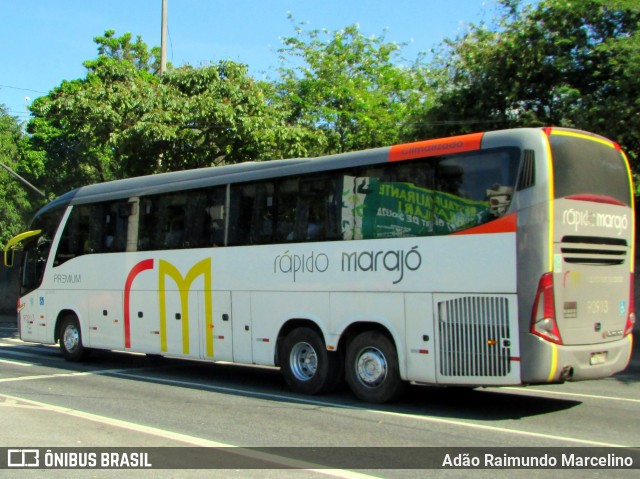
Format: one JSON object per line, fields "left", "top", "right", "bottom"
{"left": 0, "top": 369, "right": 127, "bottom": 383}
{"left": 0, "top": 349, "right": 61, "bottom": 360}
{"left": 0, "top": 358, "right": 33, "bottom": 367}
{"left": 501, "top": 386, "right": 640, "bottom": 404}
{"left": 0, "top": 392, "right": 379, "bottom": 479}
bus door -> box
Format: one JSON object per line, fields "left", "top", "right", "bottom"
{"left": 16, "top": 230, "right": 56, "bottom": 344}
{"left": 19, "top": 290, "right": 49, "bottom": 343}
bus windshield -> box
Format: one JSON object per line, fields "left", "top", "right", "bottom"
{"left": 21, "top": 207, "right": 66, "bottom": 295}
{"left": 550, "top": 131, "right": 631, "bottom": 206}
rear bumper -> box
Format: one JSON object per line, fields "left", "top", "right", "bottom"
{"left": 520, "top": 333, "right": 633, "bottom": 383}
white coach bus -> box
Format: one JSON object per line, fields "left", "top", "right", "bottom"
{"left": 4, "top": 127, "right": 635, "bottom": 402}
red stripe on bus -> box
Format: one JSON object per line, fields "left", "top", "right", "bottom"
{"left": 566, "top": 194, "right": 627, "bottom": 207}
{"left": 389, "top": 133, "right": 484, "bottom": 162}
{"left": 452, "top": 212, "right": 517, "bottom": 236}
{"left": 124, "top": 258, "right": 155, "bottom": 349}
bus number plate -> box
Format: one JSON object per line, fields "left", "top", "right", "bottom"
{"left": 589, "top": 351, "right": 607, "bottom": 366}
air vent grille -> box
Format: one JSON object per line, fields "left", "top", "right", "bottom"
{"left": 438, "top": 296, "right": 511, "bottom": 377}
{"left": 561, "top": 236, "right": 627, "bottom": 266}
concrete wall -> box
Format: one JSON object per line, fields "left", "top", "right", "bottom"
{"left": 0, "top": 258, "right": 20, "bottom": 315}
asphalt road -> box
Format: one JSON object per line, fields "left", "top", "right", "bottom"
{"left": 0, "top": 319, "right": 639, "bottom": 478}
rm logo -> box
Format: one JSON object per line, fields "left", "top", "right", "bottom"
{"left": 124, "top": 258, "right": 213, "bottom": 356}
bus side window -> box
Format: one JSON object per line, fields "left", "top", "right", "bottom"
{"left": 137, "top": 198, "right": 155, "bottom": 251}
{"left": 228, "top": 184, "right": 252, "bottom": 246}
{"left": 296, "top": 176, "right": 342, "bottom": 242}
{"left": 55, "top": 205, "right": 88, "bottom": 265}
{"left": 136, "top": 187, "right": 226, "bottom": 251}
{"left": 204, "top": 187, "right": 226, "bottom": 247}
{"left": 101, "top": 202, "right": 129, "bottom": 252}
{"left": 179, "top": 191, "right": 208, "bottom": 248}
{"left": 228, "top": 182, "right": 275, "bottom": 246}
{"left": 275, "top": 178, "right": 299, "bottom": 242}
{"left": 54, "top": 201, "right": 130, "bottom": 265}
{"left": 164, "top": 205, "right": 185, "bottom": 249}
{"left": 435, "top": 149, "right": 519, "bottom": 222}
{"left": 274, "top": 174, "right": 342, "bottom": 243}
{"left": 251, "top": 183, "right": 274, "bottom": 245}
{"left": 138, "top": 194, "right": 187, "bottom": 250}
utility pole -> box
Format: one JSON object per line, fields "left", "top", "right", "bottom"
{"left": 23, "top": 97, "right": 30, "bottom": 132}
{"left": 0, "top": 161, "right": 46, "bottom": 199}
{"left": 158, "top": 0, "right": 168, "bottom": 172}
{"left": 160, "top": 0, "right": 168, "bottom": 75}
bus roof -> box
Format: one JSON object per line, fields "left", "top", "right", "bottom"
{"left": 47, "top": 145, "right": 393, "bottom": 208}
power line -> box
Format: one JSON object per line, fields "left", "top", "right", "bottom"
{"left": 0, "top": 84, "right": 47, "bottom": 94}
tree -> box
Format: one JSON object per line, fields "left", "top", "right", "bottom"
{"left": 151, "top": 62, "right": 320, "bottom": 171}
{"left": 415, "top": 0, "right": 640, "bottom": 168}
{"left": 25, "top": 31, "right": 318, "bottom": 197}
{"left": 26, "top": 31, "right": 162, "bottom": 194}
{"left": 0, "top": 106, "right": 35, "bottom": 246}
{"left": 276, "top": 19, "right": 432, "bottom": 154}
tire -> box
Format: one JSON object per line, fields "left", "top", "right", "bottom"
{"left": 345, "top": 331, "right": 405, "bottom": 403}
{"left": 280, "top": 327, "right": 342, "bottom": 395}
{"left": 58, "top": 314, "right": 89, "bottom": 361}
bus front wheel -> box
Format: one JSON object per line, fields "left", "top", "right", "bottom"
{"left": 59, "top": 314, "right": 89, "bottom": 361}
{"left": 345, "top": 331, "right": 405, "bottom": 403}
{"left": 280, "top": 327, "right": 342, "bottom": 395}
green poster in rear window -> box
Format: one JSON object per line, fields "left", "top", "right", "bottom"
{"left": 361, "top": 179, "right": 490, "bottom": 238}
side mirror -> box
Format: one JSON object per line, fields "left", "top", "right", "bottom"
{"left": 3, "top": 230, "right": 42, "bottom": 268}
{"left": 4, "top": 248, "right": 15, "bottom": 268}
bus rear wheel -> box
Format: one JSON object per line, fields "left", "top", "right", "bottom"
{"left": 280, "top": 327, "right": 342, "bottom": 395}
{"left": 59, "top": 314, "right": 89, "bottom": 361}
{"left": 345, "top": 331, "right": 405, "bottom": 403}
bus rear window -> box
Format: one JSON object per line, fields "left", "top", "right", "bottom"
{"left": 344, "top": 147, "right": 521, "bottom": 239}
{"left": 550, "top": 133, "right": 631, "bottom": 206}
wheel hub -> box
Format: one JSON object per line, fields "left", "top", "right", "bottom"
{"left": 356, "top": 347, "right": 387, "bottom": 387}
{"left": 63, "top": 326, "right": 79, "bottom": 353}
{"left": 289, "top": 342, "right": 318, "bottom": 381}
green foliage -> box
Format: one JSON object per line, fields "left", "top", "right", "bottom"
{"left": 156, "top": 62, "right": 320, "bottom": 170}
{"left": 26, "top": 31, "right": 162, "bottom": 193}
{"left": 276, "top": 19, "right": 432, "bottom": 154}
{"left": 0, "top": 106, "right": 36, "bottom": 246}
{"left": 26, "top": 31, "right": 319, "bottom": 196}
{"left": 416, "top": 0, "right": 640, "bottom": 167}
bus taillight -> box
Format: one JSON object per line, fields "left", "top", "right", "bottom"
{"left": 624, "top": 273, "right": 636, "bottom": 336}
{"left": 531, "top": 272, "right": 563, "bottom": 345}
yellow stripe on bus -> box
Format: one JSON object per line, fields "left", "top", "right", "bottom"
{"left": 625, "top": 334, "right": 634, "bottom": 366}
{"left": 620, "top": 150, "right": 636, "bottom": 273}
{"left": 550, "top": 129, "right": 616, "bottom": 149}
{"left": 547, "top": 343, "right": 558, "bottom": 382}
{"left": 542, "top": 132, "right": 554, "bottom": 272}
